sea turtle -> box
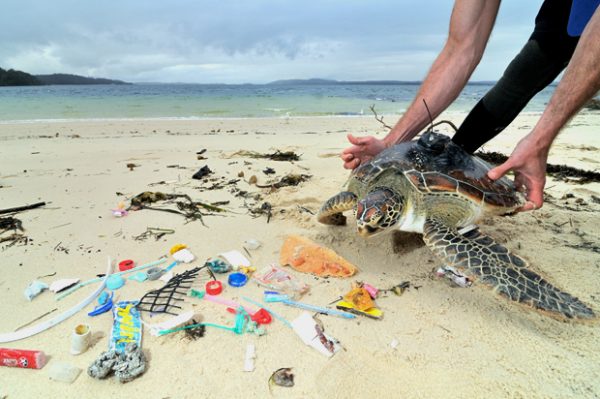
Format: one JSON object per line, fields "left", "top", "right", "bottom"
{"left": 318, "top": 131, "right": 594, "bottom": 319}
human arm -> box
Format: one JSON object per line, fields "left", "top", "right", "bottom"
{"left": 488, "top": 7, "right": 600, "bottom": 211}
{"left": 342, "top": 0, "right": 501, "bottom": 169}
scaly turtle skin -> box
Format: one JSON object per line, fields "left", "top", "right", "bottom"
{"left": 318, "top": 132, "right": 594, "bottom": 320}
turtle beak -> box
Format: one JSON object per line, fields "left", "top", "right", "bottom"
{"left": 358, "top": 225, "right": 379, "bottom": 237}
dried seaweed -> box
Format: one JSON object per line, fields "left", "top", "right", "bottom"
{"left": 256, "top": 174, "right": 312, "bottom": 189}
{"left": 183, "top": 318, "right": 206, "bottom": 340}
{"left": 229, "top": 150, "right": 301, "bottom": 162}
{"left": 129, "top": 192, "right": 227, "bottom": 224}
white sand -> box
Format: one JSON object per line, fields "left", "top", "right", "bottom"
{"left": 1, "top": 112, "right": 599, "bottom": 398}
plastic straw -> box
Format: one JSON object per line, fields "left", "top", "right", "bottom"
{"left": 56, "top": 258, "right": 167, "bottom": 301}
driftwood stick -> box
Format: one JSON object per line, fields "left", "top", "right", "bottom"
{"left": 369, "top": 105, "right": 393, "bottom": 130}
{"left": 0, "top": 201, "right": 46, "bottom": 215}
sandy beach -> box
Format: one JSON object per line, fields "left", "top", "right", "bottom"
{"left": 1, "top": 112, "right": 599, "bottom": 398}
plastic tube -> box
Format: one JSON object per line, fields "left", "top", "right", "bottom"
{"left": 0, "top": 257, "right": 112, "bottom": 343}
{"left": 56, "top": 258, "right": 167, "bottom": 301}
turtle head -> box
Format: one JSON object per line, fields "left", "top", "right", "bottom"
{"left": 356, "top": 188, "right": 403, "bottom": 237}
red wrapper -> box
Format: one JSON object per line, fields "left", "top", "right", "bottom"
{"left": 0, "top": 348, "right": 46, "bottom": 369}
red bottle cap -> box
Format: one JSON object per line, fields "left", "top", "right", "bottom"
{"left": 118, "top": 259, "right": 134, "bottom": 271}
{"left": 205, "top": 280, "right": 223, "bottom": 295}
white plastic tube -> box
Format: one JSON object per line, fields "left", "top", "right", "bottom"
{"left": 0, "top": 257, "right": 112, "bottom": 343}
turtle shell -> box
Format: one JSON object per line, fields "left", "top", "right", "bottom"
{"left": 351, "top": 131, "right": 524, "bottom": 209}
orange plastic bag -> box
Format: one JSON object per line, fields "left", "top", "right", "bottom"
{"left": 279, "top": 235, "right": 358, "bottom": 277}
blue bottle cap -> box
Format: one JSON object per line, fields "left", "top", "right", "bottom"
{"left": 228, "top": 272, "right": 248, "bottom": 287}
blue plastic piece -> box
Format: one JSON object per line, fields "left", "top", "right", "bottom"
{"left": 88, "top": 292, "right": 114, "bottom": 316}
{"left": 128, "top": 272, "right": 147, "bottom": 282}
{"left": 165, "top": 261, "right": 179, "bottom": 272}
{"left": 98, "top": 291, "right": 109, "bottom": 305}
{"left": 106, "top": 275, "right": 125, "bottom": 290}
{"left": 228, "top": 272, "right": 248, "bottom": 287}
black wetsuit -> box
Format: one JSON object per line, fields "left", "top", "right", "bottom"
{"left": 452, "top": 0, "right": 582, "bottom": 153}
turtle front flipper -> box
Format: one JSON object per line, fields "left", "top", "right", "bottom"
{"left": 422, "top": 218, "right": 595, "bottom": 320}
{"left": 317, "top": 191, "right": 358, "bottom": 225}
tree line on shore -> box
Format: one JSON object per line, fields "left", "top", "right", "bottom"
{"left": 0, "top": 67, "right": 128, "bottom": 86}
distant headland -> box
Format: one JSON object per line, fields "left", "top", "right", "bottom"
{"left": 0, "top": 67, "right": 130, "bottom": 86}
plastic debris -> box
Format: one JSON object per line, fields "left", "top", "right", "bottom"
{"left": 88, "top": 292, "right": 114, "bottom": 317}
{"left": 206, "top": 258, "right": 232, "bottom": 274}
{"left": 98, "top": 291, "right": 109, "bottom": 305}
{"left": 172, "top": 248, "right": 195, "bottom": 263}
{"left": 291, "top": 312, "right": 341, "bottom": 357}
{"left": 110, "top": 302, "right": 142, "bottom": 353}
{"left": 106, "top": 275, "right": 125, "bottom": 290}
{"left": 118, "top": 260, "right": 135, "bottom": 271}
{"left": 244, "top": 239, "right": 262, "bottom": 250}
{"left": 243, "top": 343, "right": 256, "bottom": 372}
{"left": 111, "top": 203, "right": 128, "bottom": 218}
{"left": 280, "top": 235, "right": 358, "bottom": 277}
{"left": 205, "top": 280, "right": 223, "bottom": 295}
{"left": 436, "top": 266, "right": 472, "bottom": 288}
{"left": 0, "top": 348, "right": 46, "bottom": 369}
{"left": 252, "top": 265, "right": 309, "bottom": 299}
{"left": 159, "top": 271, "right": 174, "bottom": 282}
{"left": 88, "top": 342, "right": 146, "bottom": 383}
{"left": 265, "top": 292, "right": 355, "bottom": 319}
{"left": 49, "top": 279, "right": 80, "bottom": 294}
{"left": 0, "top": 258, "right": 111, "bottom": 344}
{"left": 336, "top": 284, "right": 383, "bottom": 320}
{"left": 48, "top": 362, "right": 82, "bottom": 384}
{"left": 143, "top": 311, "right": 195, "bottom": 337}
{"left": 220, "top": 250, "right": 251, "bottom": 269}
{"left": 228, "top": 272, "right": 248, "bottom": 287}
{"left": 70, "top": 324, "right": 91, "bottom": 355}
{"left": 146, "top": 267, "right": 164, "bottom": 281}
{"left": 128, "top": 272, "right": 148, "bottom": 282}
{"left": 137, "top": 267, "right": 207, "bottom": 315}
{"left": 24, "top": 280, "right": 49, "bottom": 301}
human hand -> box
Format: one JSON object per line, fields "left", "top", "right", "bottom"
{"left": 487, "top": 135, "right": 548, "bottom": 211}
{"left": 341, "top": 134, "right": 387, "bottom": 170}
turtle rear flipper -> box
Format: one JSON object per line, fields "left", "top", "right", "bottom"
{"left": 422, "top": 218, "right": 595, "bottom": 320}
{"left": 317, "top": 191, "right": 357, "bottom": 225}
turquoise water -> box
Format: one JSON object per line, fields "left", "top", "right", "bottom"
{"left": 0, "top": 83, "right": 555, "bottom": 122}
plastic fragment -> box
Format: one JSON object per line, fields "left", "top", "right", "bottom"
{"left": 243, "top": 343, "right": 256, "bottom": 372}
{"left": 291, "top": 312, "right": 340, "bottom": 357}
{"left": 47, "top": 362, "right": 82, "bottom": 384}
{"left": 24, "top": 280, "right": 48, "bottom": 301}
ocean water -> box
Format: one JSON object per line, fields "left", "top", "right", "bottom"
{"left": 0, "top": 83, "right": 555, "bottom": 122}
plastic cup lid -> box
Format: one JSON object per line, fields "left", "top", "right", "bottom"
{"left": 228, "top": 272, "right": 248, "bottom": 287}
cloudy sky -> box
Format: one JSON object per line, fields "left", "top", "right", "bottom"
{"left": 1, "top": 1, "right": 543, "bottom": 84}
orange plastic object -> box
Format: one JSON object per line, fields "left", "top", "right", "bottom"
{"left": 342, "top": 287, "right": 374, "bottom": 311}
{"left": 279, "top": 235, "right": 358, "bottom": 277}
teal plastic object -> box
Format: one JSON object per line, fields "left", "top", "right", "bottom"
{"left": 128, "top": 272, "right": 148, "bottom": 282}
{"left": 106, "top": 275, "right": 125, "bottom": 290}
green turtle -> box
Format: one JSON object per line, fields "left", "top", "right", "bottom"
{"left": 319, "top": 131, "right": 594, "bottom": 320}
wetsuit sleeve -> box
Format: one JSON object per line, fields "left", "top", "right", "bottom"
{"left": 452, "top": 0, "right": 579, "bottom": 153}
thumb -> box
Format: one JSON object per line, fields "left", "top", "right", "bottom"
{"left": 488, "top": 161, "right": 513, "bottom": 181}
{"left": 527, "top": 183, "right": 544, "bottom": 210}
{"left": 347, "top": 134, "right": 368, "bottom": 146}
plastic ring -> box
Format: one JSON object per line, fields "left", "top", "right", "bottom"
{"left": 146, "top": 267, "right": 164, "bottom": 281}
{"left": 118, "top": 259, "right": 135, "bottom": 271}
{"left": 205, "top": 280, "right": 223, "bottom": 295}
{"left": 228, "top": 272, "right": 248, "bottom": 287}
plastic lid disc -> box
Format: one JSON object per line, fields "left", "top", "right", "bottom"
{"left": 106, "top": 275, "right": 125, "bottom": 290}
{"left": 228, "top": 272, "right": 248, "bottom": 287}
